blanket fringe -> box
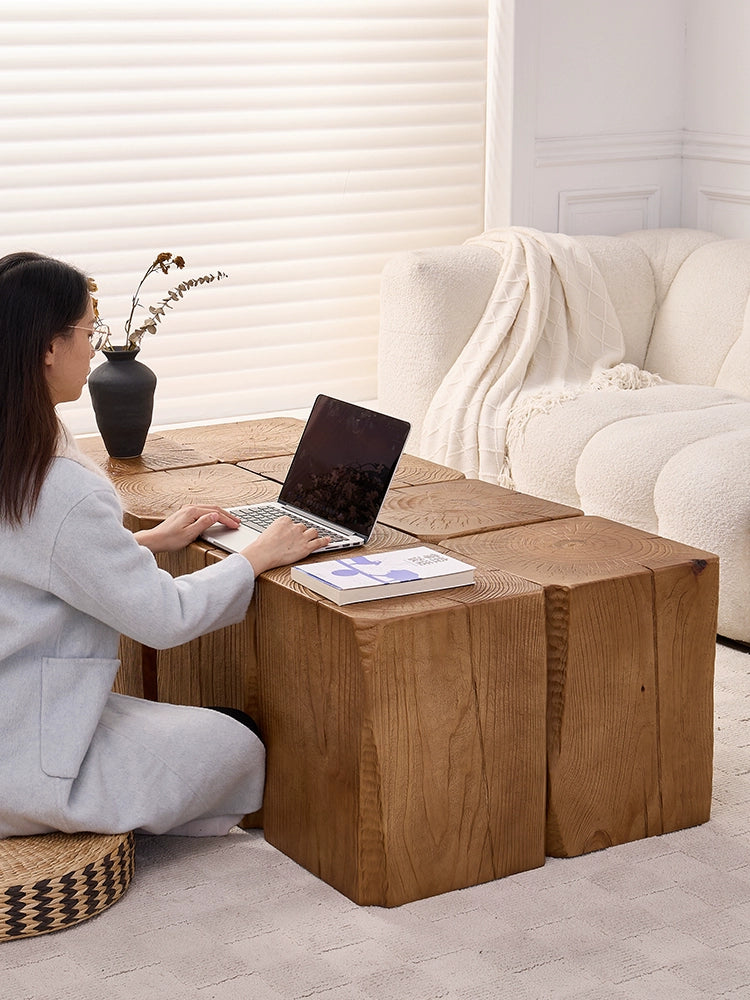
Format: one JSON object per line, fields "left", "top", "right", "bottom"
{"left": 501, "top": 363, "right": 662, "bottom": 489}
{"left": 587, "top": 363, "right": 663, "bottom": 392}
{"left": 498, "top": 456, "right": 515, "bottom": 490}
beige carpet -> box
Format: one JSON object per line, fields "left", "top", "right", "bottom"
{"left": 3, "top": 641, "right": 749, "bottom": 1000}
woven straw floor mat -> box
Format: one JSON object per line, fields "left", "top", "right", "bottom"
{"left": 0, "top": 830, "right": 134, "bottom": 941}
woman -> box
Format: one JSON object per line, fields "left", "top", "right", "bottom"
{"left": 0, "top": 251, "right": 328, "bottom": 838}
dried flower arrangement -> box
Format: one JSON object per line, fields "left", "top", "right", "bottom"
{"left": 91, "top": 252, "right": 228, "bottom": 351}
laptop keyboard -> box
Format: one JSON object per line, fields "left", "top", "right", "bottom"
{"left": 231, "top": 504, "right": 348, "bottom": 543}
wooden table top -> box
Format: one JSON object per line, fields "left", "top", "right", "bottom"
{"left": 75, "top": 432, "right": 218, "bottom": 476}
{"left": 442, "top": 514, "right": 718, "bottom": 584}
{"left": 378, "top": 479, "right": 581, "bottom": 541}
{"left": 84, "top": 417, "right": 481, "bottom": 534}
{"left": 85, "top": 418, "right": 586, "bottom": 618}
{"left": 112, "top": 464, "right": 277, "bottom": 529}
{"left": 159, "top": 417, "right": 307, "bottom": 464}
{"left": 238, "top": 451, "right": 466, "bottom": 489}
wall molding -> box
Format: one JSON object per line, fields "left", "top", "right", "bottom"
{"left": 559, "top": 186, "right": 661, "bottom": 234}
{"left": 695, "top": 186, "right": 750, "bottom": 236}
{"left": 525, "top": 132, "right": 750, "bottom": 234}
{"left": 682, "top": 131, "right": 750, "bottom": 165}
{"left": 535, "top": 131, "right": 683, "bottom": 168}
{"left": 536, "top": 130, "right": 750, "bottom": 170}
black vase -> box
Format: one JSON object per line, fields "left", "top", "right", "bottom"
{"left": 87, "top": 347, "right": 157, "bottom": 458}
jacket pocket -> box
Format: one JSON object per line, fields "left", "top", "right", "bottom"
{"left": 40, "top": 656, "right": 119, "bottom": 779}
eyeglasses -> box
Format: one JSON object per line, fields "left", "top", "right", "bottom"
{"left": 69, "top": 316, "right": 110, "bottom": 352}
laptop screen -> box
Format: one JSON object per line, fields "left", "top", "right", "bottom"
{"left": 278, "top": 395, "right": 410, "bottom": 538}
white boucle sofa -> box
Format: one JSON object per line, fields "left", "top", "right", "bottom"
{"left": 378, "top": 228, "right": 750, "bottom": 644}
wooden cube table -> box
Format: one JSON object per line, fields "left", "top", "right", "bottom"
{"left": 86, "top": 419, "right": 719, "bottom": 904}
{"left": 255, "top": 559, "right": 548, "bottom": 906}
{"left": 245, "top": 475, "right": 581, "bottom": 905}
{"left": 443, "top": 516, "right": 718, "bottom": 858}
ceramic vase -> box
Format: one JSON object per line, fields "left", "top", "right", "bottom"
{"left": 87, "top": 347, "right": 157, "bottom": 458}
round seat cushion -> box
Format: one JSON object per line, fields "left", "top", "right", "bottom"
{"left": 0, "top": 830, "right": 134, "bottom": 941}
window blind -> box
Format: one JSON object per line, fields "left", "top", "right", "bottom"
{"left": 1, "top": 0, "right": 488, "bottom": 434}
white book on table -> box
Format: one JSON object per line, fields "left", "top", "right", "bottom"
{"left": 290, "top": 546, "right": 475, "bottom": 605}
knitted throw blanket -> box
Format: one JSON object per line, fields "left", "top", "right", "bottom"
{"left": 420, "top": 227, "right": 661, "bottom": 486}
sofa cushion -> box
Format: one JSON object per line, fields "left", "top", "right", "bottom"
{"left": 644, "top": 238, "right": 750, "bottom": 393}
{"left": 618, "top": 228, "right": 720, "bottom": 305}
{"left": 377, "top": 226, "right": 750, "bottom": 642}
{"left": 717, "top": 294, "right": 750, "bottom": 399}
{"left": 378, "top": 243, "right": 499, "bottom": 444}
{"left": 574, "top": 397, "right": 750, "bottom": 533}
{"left": 654, "top": 427, "right": 750, "bottom": 641}
{"left": 507, "top": 383, "right": 743, "bottom": 509}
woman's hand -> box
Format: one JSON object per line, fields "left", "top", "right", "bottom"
{"left": 241, "top": 515, "right": 329, "bottom": 576}
{"left": 134, "top": 505, "right": 241, "bottom": 554}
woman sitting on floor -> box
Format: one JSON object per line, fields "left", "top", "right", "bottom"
{"left": 0, "top": 251, "right": 328, "bottom": 838}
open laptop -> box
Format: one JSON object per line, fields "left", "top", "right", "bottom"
{"left": 201, "top": 394, "right": 411, "bottom": 556}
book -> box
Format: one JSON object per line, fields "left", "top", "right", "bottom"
{"left": 290, "top": 546, "right": 475, "bottom": 605}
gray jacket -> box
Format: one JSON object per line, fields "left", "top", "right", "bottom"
{"left": 0, "top": 444, "right": 263, "bottom": 837}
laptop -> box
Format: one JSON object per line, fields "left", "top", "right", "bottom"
{"left": 201, "top": 394, "right": 411, "bottom": 556}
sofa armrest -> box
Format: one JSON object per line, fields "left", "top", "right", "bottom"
{"left": 377, "top": 244, "right": 499, "bottom": 445}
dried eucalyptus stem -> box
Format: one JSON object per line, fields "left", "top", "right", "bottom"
{"left": 115, "top": 252, "right": 228, "bottom": 350}
{"left": 128, "top": 271, "right": 229, "bottom": 348}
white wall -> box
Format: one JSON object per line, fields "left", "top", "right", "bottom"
{"left": 535, "top": 1, "right": 684, "bottom": 137}
{"left": 509, "top": 0, "right": 750, "bottom": 238}
{"left": 682, "top": 0, "right": 750, "bottom": 236}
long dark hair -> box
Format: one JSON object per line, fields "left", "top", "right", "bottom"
{"left": 0, "top": 252, "right": 90, "bottom": 524}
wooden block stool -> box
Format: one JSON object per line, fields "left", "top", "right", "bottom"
{"left": 0, "top": 831, "right": 134, "bottom": 941}
{"left": 255, "top": 557, "right": 548, "bottom": 907}
{"left": 444, "top": 516, "right": 719, "bottom": 858}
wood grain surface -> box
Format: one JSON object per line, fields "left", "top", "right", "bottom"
{"left": 390, "top": 454, "right": 466, "bottom": 488}
{"left": 76, "top": 432, "right": 217, "bottom": 475}
{"left": 378, "top": 479, "right": 582, "bottom": 541}
{"left": 113, "top": 637, "right": 147, "bottom": 699}
{"left": 111, "top": 464, "right": 278, "bottom": 530}
{"left": 159, "top": 417, "right": 305, "bottom": 463}
{"left": 444, "top": 516, "right": 718, "bottom": 857}
{"left": 256, "top": 566, "right": 547, "bottom": 906}
{"left": 237, "top": 451, "right": 467, "bottom": 489}
{"left": 237, "top": 455, "right": 293, "bottom": 484}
